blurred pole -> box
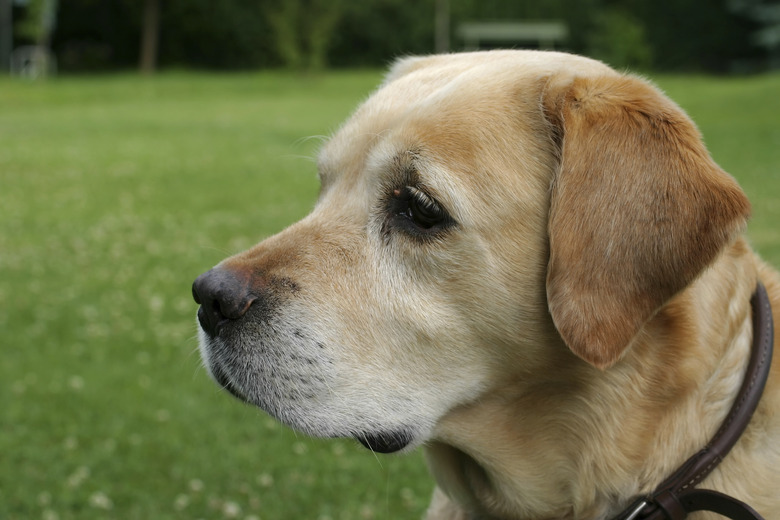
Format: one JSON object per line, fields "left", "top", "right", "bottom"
{"left": 139, "top": 0, "right": 159, "bottom": 74}
{"left": 0, "top": 0, "right": 11, "bottom": 73}
{"left": 435, "top": 0, "right": 449, "bottom": 54}
{"left": 40, "top": 0, "right": 57, "bottom": 48}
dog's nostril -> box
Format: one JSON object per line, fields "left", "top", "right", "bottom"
{"left": 192, "top": 283, "right": 202, "bottom": 305}
{"left": 192, "top": 268, "right": 255, "bottom": 337}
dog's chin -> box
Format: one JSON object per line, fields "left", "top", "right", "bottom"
{"left": 199, "top": 332, "right": 421, "bottom": 455}
{"left": 207, "top": 364, "right": 419, "bottom": 454}
{"left": 208, "top": 362, "right": 250, "bottom": 403}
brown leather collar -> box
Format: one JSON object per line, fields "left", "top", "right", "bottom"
{"left": 614, "top": 283, "right": 774, "bottom": 520}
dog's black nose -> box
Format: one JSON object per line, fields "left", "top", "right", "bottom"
{"left": 192, "top": 268, "right": 256, "bottom": 337}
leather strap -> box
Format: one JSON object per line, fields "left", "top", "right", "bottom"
{"left": 615, "top": 283, "right": 774, "bottom": 520}
{"left": 679, "top": 490, "right": 764, "bottom": 519}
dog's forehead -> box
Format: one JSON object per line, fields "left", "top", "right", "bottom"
{"left": 318, "top": 51, "right": 611, "bottom": 184}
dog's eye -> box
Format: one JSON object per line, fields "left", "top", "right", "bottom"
{"left": 389, "top": 186, "right": 453, "bottom": 237}
{"left": 405, "top": 186, "right": 446, "bottom": 228}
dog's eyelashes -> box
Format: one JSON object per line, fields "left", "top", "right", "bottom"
{"left": 389, "top": 185, "right": 453, "bottom": 238}
{"left": 405, "top": 186, "right": 446, "bottom": 229}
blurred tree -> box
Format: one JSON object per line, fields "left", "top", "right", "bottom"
{"left": 329, "top": 0, "right": 434, "bottom": 67}
{"left": 139, "top": 0, "right": 159, "bottom": 74}
{"left": 158, "top": 0, "right": 275, "bottom": 69}
{"left": 0, "top": 0, "right": 11, "bottom": 71}
{"left": 52, "top": 0, "right": 139, "bottom": 71}
{"left": 435, "top": 0, "right": 450, "bottom": 53}
{"left": 47, "top": 0, "right": 767, "bottom": 73}
{"left": 267, "top": 0, "right": 303, "bottom": 69}
{"left": 614, "top": 0, "right": 760, "bottom": 71}
{"left": 266, "top": 0, "right": 343, "bottom": 70}
{"left": 15, "top": 0, "right": 57, "bottom": 46}
{"left": 587, "top": 8, "right": 653, "bottom": 69}
{"left": 728, "top": 0, "right": 780, "bottom": 69}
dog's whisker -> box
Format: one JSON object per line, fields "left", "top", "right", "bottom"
{"left": 280, "top": 154, "right": 318, "bottom": 164}
{"left": 293, "top": 134, "right": 329, "bottom": 146}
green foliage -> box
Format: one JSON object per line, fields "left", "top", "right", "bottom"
{"left": 45, "top": 0, "right": 769, "bottom": 72}
{"left": 587, "top": 8, "right": 653, "bottom": 70}
{"left": 160, "top": 0, "right": 276, "bottom": 69}
{"left": 329, "top": 0, "right": 433, "bottom": 67}
{"left": 15, "top": 0, "right": 57, "bottom": 44}
{"left": 14, "top": 0, "right": 42, "bottom": 42}
{"left": 266, "top": 0, "right": 344, "bottom": 70}
{"left": 53, "top": 0, "right": 278, "bottom": 71}
{"left": 615, "top": 0, "right": 760, "bottom": 72}
{"left": 1, "top": 70, "right": 779, "bottom": 519}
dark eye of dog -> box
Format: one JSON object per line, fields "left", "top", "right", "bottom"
{"left": 406, "top": 186, "right": 445, "bottom": 228}
{"left": 389, "top": 185, "right": 453, "bottom": 236}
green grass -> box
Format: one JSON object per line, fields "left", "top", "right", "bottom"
{"left": 1, "top": 69, "right": 779, "bottom": 520}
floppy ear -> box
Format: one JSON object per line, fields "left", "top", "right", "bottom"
{"left": 542, "top": 73, "right": 750, "bottom": 369}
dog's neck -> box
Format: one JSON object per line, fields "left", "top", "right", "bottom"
{"left": 425, "top": 247, "right": 763, "bottom": 519}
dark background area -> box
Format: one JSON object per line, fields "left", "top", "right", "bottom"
{"left": 6, "top": 0, "right": 780, "bottom": 74}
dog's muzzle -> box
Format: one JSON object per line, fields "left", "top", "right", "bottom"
{"left": 192, "top": 266, "right": 417, "bottom": 454}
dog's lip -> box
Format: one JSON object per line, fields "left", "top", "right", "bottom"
{"left": 209, "top": 362, "right": 249, "bottom": 402}
{"left": 353, "top": 429, "right": 414, "bottom": 453}
{"left": 196, "top": 306, "right": 231, "bottom": 338}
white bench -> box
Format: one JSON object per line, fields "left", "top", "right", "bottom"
{"left": 458, "top": 21, "right": 568, "bottom": 50}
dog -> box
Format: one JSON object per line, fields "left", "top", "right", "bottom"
{"left": 192, "top": 50, "right": 780, "bottom": 519}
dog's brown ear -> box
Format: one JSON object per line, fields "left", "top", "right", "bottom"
{"left": 542, "top": 73, "right": 750, "bottom": 369}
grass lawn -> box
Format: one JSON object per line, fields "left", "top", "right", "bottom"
{"left": 1, "top": 68, "right": 779, "bottom": 520}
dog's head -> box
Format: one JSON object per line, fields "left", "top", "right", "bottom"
{"left": 193, "top": 51, "right": 749, "bottom": 453}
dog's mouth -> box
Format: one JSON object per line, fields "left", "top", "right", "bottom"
{"left": 353, "top": 429, "right": 414, "bottom": 453}
{"left": 209, "top": 361, "right": 249, "bottom": 403}
{"left": 200, "top": 327, "right": 419, "bottom": 455}
{"left": 209, "top": 364, "right": 415, "bottom": 453}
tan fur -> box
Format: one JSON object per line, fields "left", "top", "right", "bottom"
{"left": 545, "top": 73, "right": 751, "bottom": 369}
{"left": 196, "top": 51, "right": 780, "bottom": 519}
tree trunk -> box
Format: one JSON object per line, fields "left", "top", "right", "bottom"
{"left": 139, "top": 0, "right": 159, "bottom": 74}
{"left": 435, "top": 0, "right": 450, "bottom": 54}
{"left": 0, "top": 0, "right": 12, "bottom": 73}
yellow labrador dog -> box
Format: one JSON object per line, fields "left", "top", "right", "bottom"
{"left": 193, "top": 51, "right": 780, "bottom": 519}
